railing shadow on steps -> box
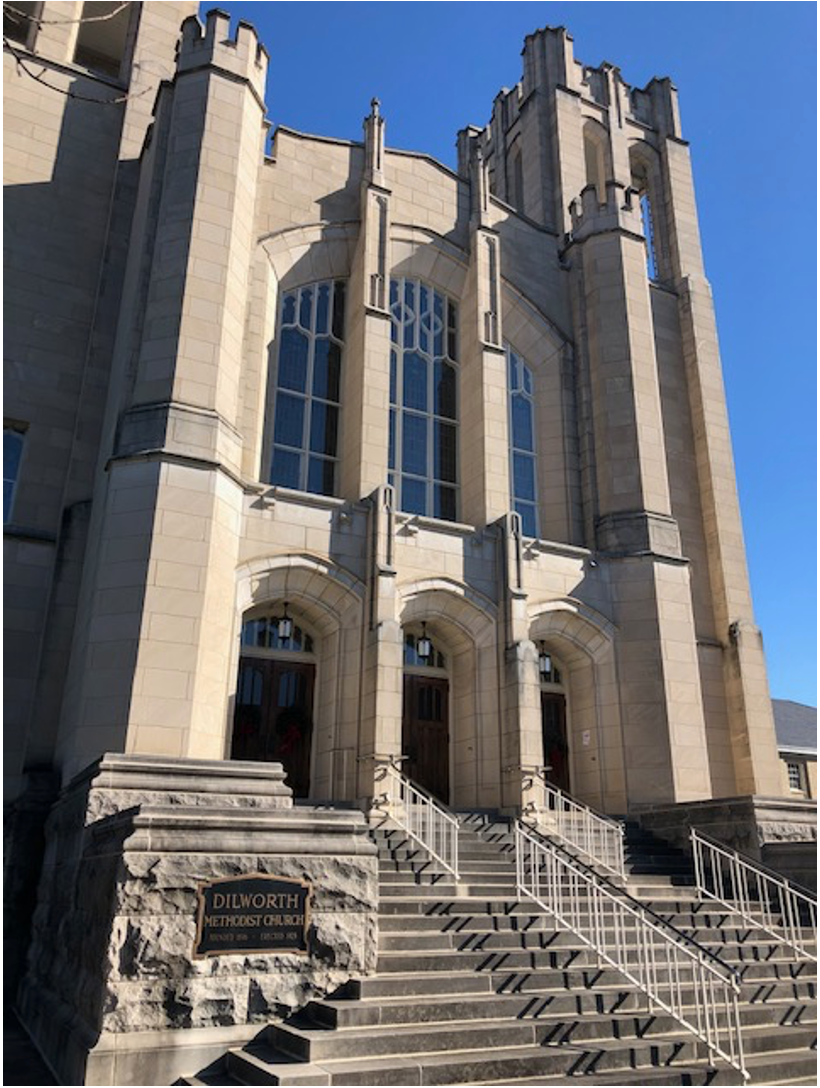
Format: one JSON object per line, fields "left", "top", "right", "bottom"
{"left": 691, "top": 827, "right": 817, "bottom": 962}
{"left": 371, "top": 757, "right": 460, "bottom": 879}
{"left": 515, "top": 820, "right": 748, "bottom": 1081}
{"left": 519, "top": 767, "right": 626, "bottom": 879}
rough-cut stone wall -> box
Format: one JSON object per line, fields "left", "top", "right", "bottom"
{"left": 18, "top": 755, "right": 378, "bottom": 1086}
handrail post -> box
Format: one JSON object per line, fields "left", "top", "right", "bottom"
{"left": 515, "top": 820, "right": 747, "bottom": 1081}
{"left": 690, "top": 827, "right": 817, "bottom": 963}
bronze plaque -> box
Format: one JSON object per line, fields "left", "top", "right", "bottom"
{"left": 193, "top": 873, "right": 310, "bottom": 957}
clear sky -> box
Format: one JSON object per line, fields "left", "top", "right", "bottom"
{"left": 201, "top": 2, "right": 817, "bottom": 706}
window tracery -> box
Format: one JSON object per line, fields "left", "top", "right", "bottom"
{"left": 389, "top": 277, "right": 459, "bottom": 521}
{"left": 507, "top": 345, "right": 538, "bottom": 538}
{"left": 269, "top": 280, "right": 346, "bottom": 496}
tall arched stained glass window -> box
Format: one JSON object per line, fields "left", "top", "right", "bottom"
{"left": 388, "top": 278, "right": 458, "bottom": 521}
{"left": 269, "top": 280, "right": 346, "bottom": 496}
{"left": 507, "top": 345, "right": 538, "bottom": 538}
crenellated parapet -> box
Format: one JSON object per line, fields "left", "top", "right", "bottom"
{"left": 178, "top": 8, "right": 268, "bottom": 100}
{"left": 568, "top": 180, "right": 643, "bottom": 242}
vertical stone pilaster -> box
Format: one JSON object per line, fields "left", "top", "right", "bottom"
{"left": 460, "top": 144, "right": 510, "bottom": 527}
{"left": 357, "top": 486, "right": 403, "bottom": 802}
{"left": 339, "top": 101, "right": 392, "bottom": 501}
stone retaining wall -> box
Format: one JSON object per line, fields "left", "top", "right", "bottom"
{"left": 17, "top": 754, "right": 378, "bottom": 1085}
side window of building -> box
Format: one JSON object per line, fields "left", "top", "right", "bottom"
{"left": 507, "top": 345, "right": 538, "bottom": 538}
{"left": 3, "top": 2, "right": 41, "bottom": 48}
{"left": 269, "top": 280, "right": 346, "bottom": 497}
{"left": 73, "top": 1, "right": 132, "bottom": 80}
{"left": 389, "top": 277, "right": 459, "bottom": 521}
{"left": 787, "top": 761, "right": 806, "bottom": 794}
{"left": 4, "top": 424, "right": 26, "bottom": 525}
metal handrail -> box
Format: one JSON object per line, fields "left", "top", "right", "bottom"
{"left": 374, "top": 760, "right": 459, "bottom": 879}
{"left": 691, "top": 828, "right": 817, "bottom": 961}
{"left": 515, "top": 822, "right": 747, "bottom": 1080}
{"left": 524, "top": 768, "right": 625, "bottom": 878}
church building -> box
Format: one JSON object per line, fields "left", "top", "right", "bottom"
{"left": 4, "top": 5, "right": 814, "bottom": 1084}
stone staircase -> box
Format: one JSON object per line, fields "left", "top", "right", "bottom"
{"left": 182, "top": 815, "right": 816, "bottom": 1086}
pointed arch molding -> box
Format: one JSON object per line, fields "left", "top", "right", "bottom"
{"left": 528, "top": 598, "right": 616, "bottom": 663}
{"left": 398, "top": 577, "right": 497, "bottom": 651}
{"left": 236, "top": 553, "right": 365, "bottom": 635}
{"left": 259, "top": 221, "right": 359, "bottom": 288}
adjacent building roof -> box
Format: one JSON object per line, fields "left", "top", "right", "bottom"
{"left": 772, "top": 699, "right": 817, "bottom": 756}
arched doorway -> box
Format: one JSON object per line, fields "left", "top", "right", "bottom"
{"left": 539, "top": 645, "right": 570, "bottom": 793}
{"left": 402, "top": 627, "right": 450, "bottom": 803}
{"left": 231, "top": 607, "right": 316, "bottom": 798}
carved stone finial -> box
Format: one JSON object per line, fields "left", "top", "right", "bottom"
{"left": 370, "top": 97, "right": 381, "bottom": 118}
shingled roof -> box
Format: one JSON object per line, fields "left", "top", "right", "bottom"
{"left": 772, "top": 699, "right": 817, "bottom": 755}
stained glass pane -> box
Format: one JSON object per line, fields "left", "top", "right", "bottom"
{"left": 508, "top": 352, "right": 519, "bottom": 391}
{"left": 522, "top": 364, "right": 533, "bottom": 395}
{"left": 447, "top": 299, "right": 457, "bottom": 360}
{"left": 513, "top": 451, "right": 536, "bottom": 501}
{"left": 282, "top": 294, "right": 296, "bottom": 326}
{"left": 434, "top": 361, "right": 456, "bottom": 419}
{"left": 516, "top": 500, "right": 537, "bottom": 539}
{"left": 278, "top": 328, "right": 309, "bottom": 392}
{"left": 312, "top": 339, "right": 341, "bottom": 402}
{"left": 307, "top": 456, "right": 335, "bottom": 495}
{"left": 3, "top": 481, "right": 12, "bottom": 523}
{"left": 299, "top": 286, "right": 313, "bottom": 330}
{"left": 434, "top": 422, "right": 457, "bottom": 483}
{"left": 390, "top": 349, "right": 397, "bottom": 405}
{"left": 403, "top": 351, "right": 427, "bottom": 412}
{"left": 433, "top": 291, "right": 444, "bottom": 357}
{"left": 271, "top": 447, "right": 301, "bottom": 489}
{"left": 316, "top": 283, "right": 330, "bottom": 335}
{"left": 402, "top": 412, "right": 427, "bottom": 476}
{"left": 434, "top": 484, "right": 457, "bottom": 522}
{"left": 332, "top": 280, "right": 346, "bottom": 340}
{"left": 309, "top": 402, "right": 338, "bottom": 457}
{"left": 274, "top": 393, "right": 305, "bottom": 449}
{"left": 401, "top": 476, "right": 426, "bottom": 515}
{"left": 388, "top": 408, "right": 396, "bottom": 470}
{"left": 511, "top": 394, "right": 534, "bottom": 452}
{"left": 419, "top": 284, "right": 429, "bottom": 354}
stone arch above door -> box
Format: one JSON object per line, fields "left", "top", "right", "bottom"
{"left": 528, "top": 598, "right": 625, "bottom": 813}
{"left": 397, "top": 577, "right": 500, "bottom": 809}
{"left": 233, "top": 554, "right": 365, "bottom": 801}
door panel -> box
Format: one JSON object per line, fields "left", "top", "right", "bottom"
{"left": 403, "top": 674, "right": 449, "bottom": 803}
{"left": 541, "top": 692, "right": 569, "bottom": 793}
{"left": 232, "top": 657, "right": 315, "bottom": 797}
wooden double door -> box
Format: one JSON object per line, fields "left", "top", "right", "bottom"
{"left": 542, "top": 692, "right": 570, "bottom": 793}
{"left": 403, "top": 674, "right": 450, "bottom": 803}
{"left": 231, "top": 656, "right": 315, "bottom": 797}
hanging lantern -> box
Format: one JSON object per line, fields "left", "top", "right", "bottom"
{"left": 417, "top": 622, "right": 432, "bottom": 661}
{"left": 277, "top": 601, "right": 293, "bottom": 641}
{"left": 538, "top": 641, "right": 552, "bottom": 678}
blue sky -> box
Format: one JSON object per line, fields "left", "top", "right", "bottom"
{"left": 203, "top": 2, "right": 817, "bottom": 705}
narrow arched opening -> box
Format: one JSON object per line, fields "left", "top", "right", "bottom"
{"left": 231, "top": 604, "right": 318, "bottom": 798}
{"left": 401, "top": 624, "right": 451, "bottom": 802}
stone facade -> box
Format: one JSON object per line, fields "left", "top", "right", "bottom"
{"left": 4, "top": 7, "right": 786, "bottom": 815}
{"left": 4, "top": 6, "right": 814, "bottom": 1077}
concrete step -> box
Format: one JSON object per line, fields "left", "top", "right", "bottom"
{"left": 377, "top": 928, "right": 807, "bottom": 962}
{"left": 224, "top": 1032, "right": 737, "bottom": 1086}
{"left": 374, "top": 945, "right": 812, "bottom": 977}
{"left": 266, "top": 1009, "right": 816, "bottom": 1064}
{"left": 305, "top": 989, "right": 814, "bottom": 1032}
